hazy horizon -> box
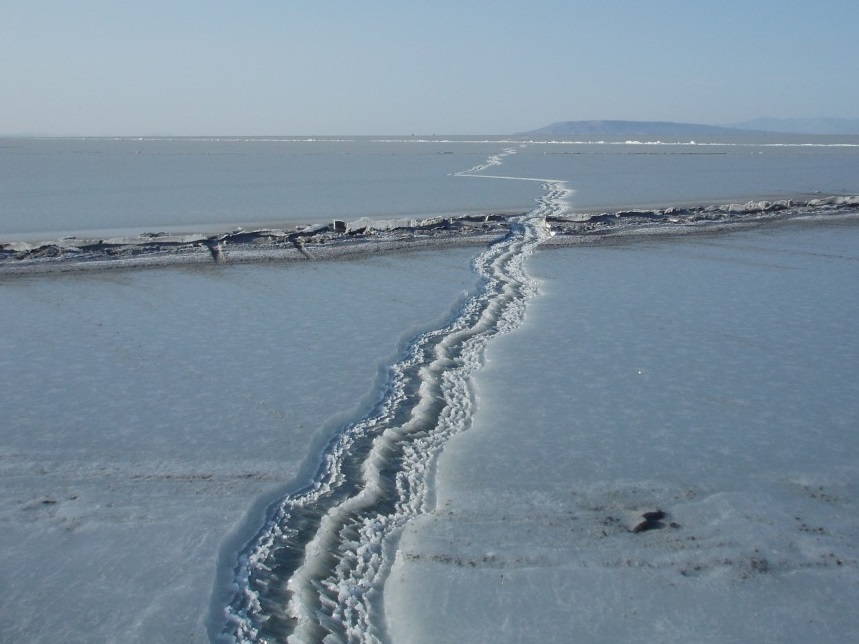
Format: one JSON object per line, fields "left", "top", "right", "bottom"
{"left": 3, "top": 1, "right": 858, "bottom": 137}
{"left": 5, "top": 117, "right": 859, "bottom": 139}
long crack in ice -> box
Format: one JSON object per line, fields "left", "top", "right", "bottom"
{"left": 222, "top": 146, "right": 569, "bottom": 643}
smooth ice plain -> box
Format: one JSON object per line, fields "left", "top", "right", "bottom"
{"left": 386, "top": 221, "right": 859, "bottom": 643}
{"left": 0, "top": 251, "right": 481, "bottom": 643}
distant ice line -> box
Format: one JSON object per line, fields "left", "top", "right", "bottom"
{"left": 451, "top": 145, "right": 522, "bottom": 175}
{"left": 42, "top": 136, "right": 859, "bottom": 147}
{"left": 371, "top": 139, "right": 859, "bottom": 148}
{"left": 222, "top": 146, "right": 562, "bottom": 643}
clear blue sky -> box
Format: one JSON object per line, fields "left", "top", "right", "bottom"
{"left": 3, "top": 0, "right": 858, "bottom": 135}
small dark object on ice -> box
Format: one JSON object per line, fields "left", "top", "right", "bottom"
{"left": 631, "top": 509, "right": 667, "bottom": 533}
{"left": 641, "top": 510, "right": 666, "bottom": 521}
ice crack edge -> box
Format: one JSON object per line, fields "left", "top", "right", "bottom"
{"left": 221, "top": 151, "right": 564, "bottom": 643}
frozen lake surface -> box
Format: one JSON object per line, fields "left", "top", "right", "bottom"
{"left": 2, "top": 137, "right": 859, "bottom": 642}
{"left": 0, "top": 138, "right": 540, "bottom": 241}
{"left": 0, "top": 250, "right": 481, "bottom": 642}
{"left": 387, "top": 220, "right": 859, "bottom": 643}
{"left": 4, "top": 136, "right": 859, "bottom": 242}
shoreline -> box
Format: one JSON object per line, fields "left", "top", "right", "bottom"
{"left": 2, "top": 195, "right": 858, "bottom": 276}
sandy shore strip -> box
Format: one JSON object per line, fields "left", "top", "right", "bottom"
{"left": 2, "top": 196, "right": 858, "bottom": 275}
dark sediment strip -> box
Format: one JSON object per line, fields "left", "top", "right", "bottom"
{"left": 543, "top": 195, "right": 859, "bottom": 244}
{"left": 0, "top": 215, "right": 512, "bottom": 275}
{"left": 3, "top": 196, "right": 857, "bottom": 277}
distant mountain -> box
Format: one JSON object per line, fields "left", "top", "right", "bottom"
{"left": 518, "top": 118, "right": 859, "bottom": 138}
{"left": 729, "top": 117, "right": 859, "bottom": 135}
{"left": 518, "top": 120, "right": 749, "bottom": 139}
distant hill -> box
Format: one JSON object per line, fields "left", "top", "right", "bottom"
{"left": 518, "top": 118, "right": 859, "bottom": 138}
{"left": 518, "top": 120, "right": 750, "bottom": 139}
{"left": 729, "top": 117, "right": 859, "bottom": 135}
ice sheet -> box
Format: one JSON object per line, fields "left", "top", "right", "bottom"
{"left": 0, "top": 250, "right": 480, "bottom": 642}
{"left": 4, "top": 137, "right": 859, "bottom": 643}
{"left": 386, "top": 220, "right": 859, "bottom": 643}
